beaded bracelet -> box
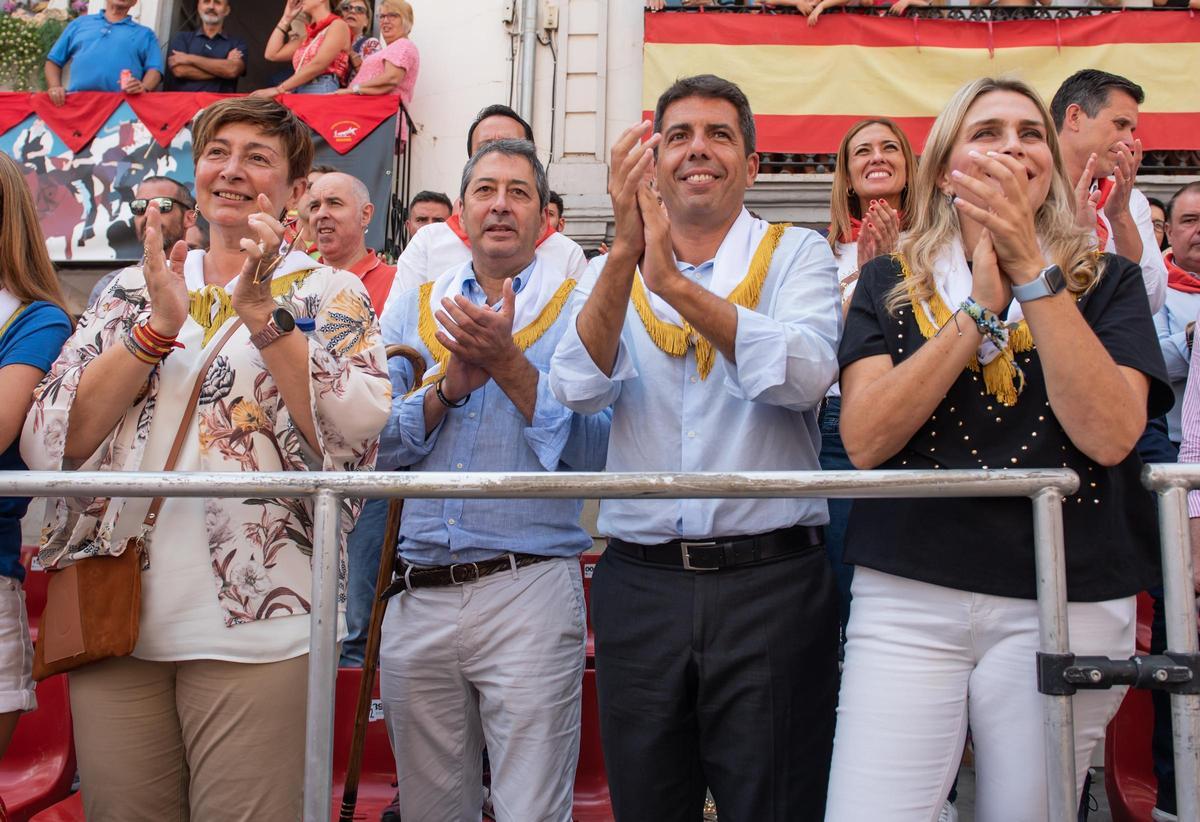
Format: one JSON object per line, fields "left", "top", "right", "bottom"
{"left": 959, "top": 297, "right": 1010, "bottom": 350}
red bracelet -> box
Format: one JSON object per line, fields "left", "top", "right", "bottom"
{"left": 139, "top": 323, "right": 182, "bottom": 349}
{"left": 132, "top": 324, "right": 184, "bottom": 358}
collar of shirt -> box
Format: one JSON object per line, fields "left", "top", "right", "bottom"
{"left": 93, "top": 11, "right": 137, "bottom": 28}
{"left": 460, "top": 260, "right": 533, "bottom": 307}
{"left": 345, "top": 249, "right": 382, "bottom": 278}
{"left": 192, "top": 29, "right": 230, "bottom": 42}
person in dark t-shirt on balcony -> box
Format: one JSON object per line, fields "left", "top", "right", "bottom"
{"left": 165, "top": 0, "right": 247, "bottom": 93}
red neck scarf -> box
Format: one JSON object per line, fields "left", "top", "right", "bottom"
{"left": 839, "top": 216, "right": 864, "bottom": 244}
{"left": 445, "top": 213, "right": 556, "bottom": 249}
{"left": 1166, "top": 251, "right": 1200, "bottom": 294}
{"left": 1093, "top": 178, "right": 1115, "bottom": 250}
{"left": 304, "top": 13, "right": 339, "bottom": 42}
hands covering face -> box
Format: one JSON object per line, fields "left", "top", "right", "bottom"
{"left": 950, "top": 151, "right": 1047, "bottom": 312}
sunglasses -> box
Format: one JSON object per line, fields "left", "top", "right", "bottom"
{"left": 342, "top": 4, "right": 368, "bottom": 13}
{"left": 131, "top": 197, "right": 190, "bottom": 216}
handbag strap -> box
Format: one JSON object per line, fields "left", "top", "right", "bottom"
{"left": 142, "top": 318, "right": 245, "bottom": 529}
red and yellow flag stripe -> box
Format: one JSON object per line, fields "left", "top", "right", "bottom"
{"left": 642, "top": 10, "right": 1200, "bottom": 153}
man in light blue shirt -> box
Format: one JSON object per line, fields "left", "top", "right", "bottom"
{"left": 377, "top": 139, "right": 610, "bottom": 822}
{"left": 550, "top": 75, "right": 841, "bottom": 821}
{"left": 44, "top": 0, "right": 163, "bottom": 104}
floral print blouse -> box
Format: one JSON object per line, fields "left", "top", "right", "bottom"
{"left": 20, "top": 252, "right": 392, "bottom": 626}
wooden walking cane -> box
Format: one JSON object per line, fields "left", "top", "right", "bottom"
{"left": 340, "top": 343, "right": 426, "bottom": 822}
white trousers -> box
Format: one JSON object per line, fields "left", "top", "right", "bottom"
{"left": 0, "top": 576, "right": 35, "bottom": 714}
{"left": 825, "top": 568, "right": 1134, "bottom": 822}
{"left": 379, "top": 556, "right": 586, "bottom": 822}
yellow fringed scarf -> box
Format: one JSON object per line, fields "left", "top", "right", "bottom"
{"left": 631, "top": 222, "right": 787, "bottom": 380}
{"left": 188, "top": 270, "right": 312, "bottom": 345}
{"left": 413, "top": 277, "right": 577, "bottom": 390}
{"left": 897, "top": 254, "right": 1034, "bottom": 407}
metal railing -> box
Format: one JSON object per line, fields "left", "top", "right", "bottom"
{"left": 3, "top": 466, "right": 1197, "bottom": 821}
{"left": 1143, "top": 464, "right": 1200, "bottom": 822}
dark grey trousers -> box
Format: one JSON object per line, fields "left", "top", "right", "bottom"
{"left": 592, "top": 540, "right": 840, "bottom": 822}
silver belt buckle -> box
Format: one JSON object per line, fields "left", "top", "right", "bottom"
{"left": 680, "top": 540, "right": 719, "bottom": 571}
{"left": 449, "top": 562, "right": 480, "bottom": 584}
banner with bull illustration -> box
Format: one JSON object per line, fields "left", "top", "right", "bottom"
{"left": 643, "top": 9, "right": 1200, "bottom": 154}
{"left": 0, "top": 92, "right": 401, "bottom": 263}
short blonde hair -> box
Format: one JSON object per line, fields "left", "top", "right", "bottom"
{"left": 379, "top": 0, "right": 413, "bottom": 36}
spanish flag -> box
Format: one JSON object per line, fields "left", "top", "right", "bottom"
{"left": 643, "top": 10, "right": 1200, "bottom": 153}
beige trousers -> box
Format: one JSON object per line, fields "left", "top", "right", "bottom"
{"left": 68, "top": 654, "right": 308, "bottom": 822}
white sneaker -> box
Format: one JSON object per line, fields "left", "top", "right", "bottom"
{"left": 937, "top": 800, "right": 959, "bottom": 822}
{"left": 1151, "top": 809, "right": 1179, "bottom": 822}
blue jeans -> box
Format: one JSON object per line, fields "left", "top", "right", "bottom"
{"left": 339, "top": 497, "right": 390, "bottom": 667}
{"left": 294, "top": 73, "right": 340, "bottom": 94}
{"left": 819, "top": 397, "right": 854, "bottom": 635}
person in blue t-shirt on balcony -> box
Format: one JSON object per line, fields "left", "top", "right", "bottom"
{"left": 0, "top": 154, "right": 73, "bottom": 758}
{"left": 44, "top": 0, "right": 164, "bottom": 106}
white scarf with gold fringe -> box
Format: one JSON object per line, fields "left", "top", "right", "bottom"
{"left": 415, "top": 257, "right": 576, "bottom": 386}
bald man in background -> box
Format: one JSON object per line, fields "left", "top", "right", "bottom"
{"left": 308, "top": 171, "right": 400, "bottom": 667}
{"left": 309, "top": 172, "right": 396, "bottom": 316}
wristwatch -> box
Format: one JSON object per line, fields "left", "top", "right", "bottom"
{"left": 249, "top": 306, "right": 297, "bottom": 350}
{"left": 1011, "top": 264, "right": 1066, "bottom": 303}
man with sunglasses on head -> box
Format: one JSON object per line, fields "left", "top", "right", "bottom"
{"left": 89, "top": 177, "right": 197, "bottom": 307}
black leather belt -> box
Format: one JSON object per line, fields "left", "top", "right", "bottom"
{"left": 381, "top": 552, "right": 555, "bottom": 598}
{"left": 607, "top": 525, "right": 824, "bottom": 572}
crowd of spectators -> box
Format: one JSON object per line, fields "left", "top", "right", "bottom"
{"left": 10, "top": 3, "right": 1200, "bottom": 822}
{"left": 43, "top": 0, "right": 418, "bottom": 104}
{"left": 647, "top": 0, "right": 1200, "bottom": 16}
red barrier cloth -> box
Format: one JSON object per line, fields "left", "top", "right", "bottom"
{"left": 282, "top": 93, "right": 400, "bottom": 155}
{"left": 30, "top": 92, "right": 122, "bottom": 153}
{"left": 125, "top": 92, "right": 233, "bottom": 147}
{"left": 0, "top": 93, "right": 33, "bottom": 136}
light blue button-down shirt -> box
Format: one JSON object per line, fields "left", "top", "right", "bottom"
{"left": 550, "top": 223, "right": 840, "bottom": 544}
{"left": 1154, "top": 277, "right": 1200, "bottom": 441}
{"left": 379, "top": 260, "right": 611, "bottom": 565}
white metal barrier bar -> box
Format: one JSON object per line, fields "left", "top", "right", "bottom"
{"left": 6, "top": 468, "right": 1083, "bottom": 821}
{"left": 1143, "top": 464, "right": 1200, "bottom": 822}
{"left": 0, "top": 468, "right": 1077, "bottom": 501}
{"left": 1032, "top": 488, "right": 1079, "bottom": 821}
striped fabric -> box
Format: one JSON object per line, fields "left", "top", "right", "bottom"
{"left": 642, "top": 10, "right": 1200, "bottom": 153}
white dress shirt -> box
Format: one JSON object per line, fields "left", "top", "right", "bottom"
{"left": 1100, "top": 187, "right": 1167, "bottom": 313}
{"left": 550, "top": 214, "right": 841, "bottom": 544}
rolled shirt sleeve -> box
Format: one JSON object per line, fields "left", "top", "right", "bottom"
{"left": 550, "top": 263, "right": 638, "bottom": 415}
{"left": 1131, "top": 189, "right": 1168, "bottom": 314}
{"left": 720, "top": 230, "right": 841, "bottom": 410}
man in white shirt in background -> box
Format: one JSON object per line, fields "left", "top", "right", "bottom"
{"left": 386, "top": 105, "right": 587, "bottom": 306}
{"left": 1051, "top": 69, "right": 1168, "bottom": 312}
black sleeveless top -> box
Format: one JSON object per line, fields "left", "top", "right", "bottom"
{"left": 837, "top": 254, "right": 1172, "bottom": 601}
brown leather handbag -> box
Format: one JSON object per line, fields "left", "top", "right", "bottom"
{"left": 32, "top": 319, "right": 244, "bottom": 680}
